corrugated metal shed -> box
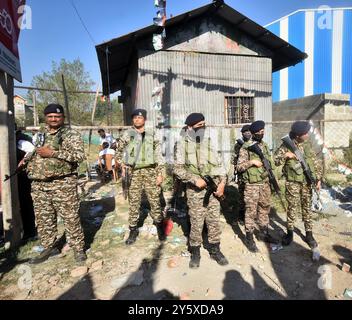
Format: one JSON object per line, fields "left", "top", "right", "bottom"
{"left": 96, "top": 0, "right": 307, "bottom": 95}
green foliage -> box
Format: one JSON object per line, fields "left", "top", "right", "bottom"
{"left": 27, "top": 59, "right": 96, "bottom": 125}
{"left": 94, "top": 98, "right": 123, "bottom": 126}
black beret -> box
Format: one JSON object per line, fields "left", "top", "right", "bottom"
{"left": 185, "top": 113, "right": 205, "bottom": 126}
{"left": 291, "top": 121, "right": 311, "bottom": 136}
{"left": 44, "top": 104, "right": 64, "bottom": 115}
{"left": 241, "top": 124, "right": 251, "bottom": 133}
{"left": 131, "top": 108, "right": 147, "bottom": 119}
{"left": 249, "top": 120, "right": 265, "bottom": 134}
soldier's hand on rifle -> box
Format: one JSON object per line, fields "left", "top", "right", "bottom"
{"left": 316, "top": 180, "right": 322, "bottom": 192}
{"left": 214, "top": 182, "right": 225, "bottom": 198}
{"left": 250, "top": 160, "right": 263, "bottom": 168}
{"left": 195, "top": 178, "right": 207, "bottom": 189}
{"left": 284, "top": 152, "right": 297, "bottom": 160}
{"left": 18, "top": 158, "right": 25, "bottom": 168}
{"left": 156, "top": 174, "right": 163, "bottom": 187}
{"left": 36, "top": 146, "right": 54, "bottom": 158}
{"left": 121, "top": 164, "right": 128, "bottom": 178}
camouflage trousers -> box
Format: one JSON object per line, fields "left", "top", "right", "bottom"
{"left": 238, "top": 180, "right": 246, "bottom": 215}
{"left": 186, "top": 184, "right": 222, "bottom": 247}
{"left": 244, "top": 182, "right": 271, "bottom": 233}
{"left": 31, "top": 176, "right": 85, "bottom": 252}
{"left": 285, "top": 181, "right": 313, "bottom": 232}
{"left": 128, "top": 167, "right": 163, "bottom": 228}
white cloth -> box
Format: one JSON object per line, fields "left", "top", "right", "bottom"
{"left": 17, "top": 140, "right": 35, "bottom": 154}
{"left": 99, "top": 148, "right": 116, "bottom": 166}
{"left": 99, "top": 133, "right": 116, "bottom": 147}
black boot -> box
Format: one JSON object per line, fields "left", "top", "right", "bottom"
{"left": 257, "top": 227, "right": 280, "bottom": 244}
{"left": 246, "top": 232, "right": 259, "bottom": 253}
{"left": 29, "top": 247, "right": 60, "bottom": 265}
{"left": 238, "top": 210, "right": 245, "bottom": 225}
{"left": 189, "top": 246, "right": 201, "bottom": 269}
{"left": 74, "top": 250, "right": 87, "bottom": 263}
{"left": 155, "top": 222, "right": 166, "bottom": 242}
{"left": 208, "top": 243, "right": 229, "bottom": 266}
{"left": 282, "top": 230, "right": 294, "bottom": 246}
{"left": 125, "top": 227, "right": 139, "bottom": 245}
{"left": 305, "top": 231, "right": 318, "bottom": 249}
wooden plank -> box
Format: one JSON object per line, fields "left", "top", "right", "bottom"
{"left": 0, "top": 71, "right": 22, "bottom": 249}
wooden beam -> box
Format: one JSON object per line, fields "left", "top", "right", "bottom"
{"left": 0, "top": 71, "right": 22, "bottom": 249}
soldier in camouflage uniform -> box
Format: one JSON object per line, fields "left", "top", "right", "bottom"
{"left": 231, "top": 125, "right": 252, "bottom": 224}
{"left": 27, "top": 104, "right": 86, "bottom": 264}
{"left": 174, "top": 113, "right": 229, "bottom": 269}
{"left": 115, "top": 109, "right": 166, "bottom": 245}
{"left": 274, "top": 121, "right": 322, "bottom": 249}
{"left": 237, "top": 120, "right": 279, "bottom": 253}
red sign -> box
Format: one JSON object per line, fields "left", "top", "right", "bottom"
{"left": 0, "top": 0, "right": 26, "bottom": 81}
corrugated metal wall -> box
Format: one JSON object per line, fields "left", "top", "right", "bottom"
{"left": 137, "top": 50, "right": 272, "bottom": 125}
{"left": 266, "top": 8, "right": 352, "bottom": 104}
{"left": 133, "top": 50, "right": 273, "bottom": 168}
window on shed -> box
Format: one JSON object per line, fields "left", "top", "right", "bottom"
{"left": 225, "top": 96, "right": 254, "bottom": 124}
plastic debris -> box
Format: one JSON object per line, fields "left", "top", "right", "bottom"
{"left": 343, "top": 288, "right": 352, "bottom": 299}
{"left": 163, "top": 218, "right": 173, "bottom": 236}
{"left": 32, "top": 245, "right": 44, "bottom": 253}
{"left": 312, "top": 247, "right": 320, "bottom": 261}
{"left": 270, "top": 243, "right": 283, "bottom": 253}
{"left": 111, "top": 227, "right": 125, "bottom": 235}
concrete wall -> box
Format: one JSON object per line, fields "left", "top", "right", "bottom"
{"left": 272, "top": 94, "right": 352, "bottom": 165}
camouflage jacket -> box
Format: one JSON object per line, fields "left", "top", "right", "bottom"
{"left": 26, "top": 125, "right": 86, "bottom": 181}
{"left": 236, "top": 140, "right": 275, "bottom": 184}
{"left": 115, "top": 127, "right": 165, "bottom": 175}
{"left": 173, "top": 132, "right": 227, "bottom": 185}
{"left": 274, "top": 139, "right": 323, "bottom": 182}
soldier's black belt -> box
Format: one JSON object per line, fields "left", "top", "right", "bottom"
{"left": 31, "top": 173, "right": 78, "bottom": 182}
{"left": 133, "top": 164, "right": 157, "bottom": 170}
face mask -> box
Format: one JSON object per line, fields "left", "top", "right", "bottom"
{"left": 188, "top": 126, "right": 206, "bottom": 142}
{"left": 252, "top": 133, "right": 264, "bottom": 142}
{"left": 242, "top": 132, "right": 252, "bottom": 142}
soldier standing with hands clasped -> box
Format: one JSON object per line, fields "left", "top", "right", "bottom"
{"left": 27, "top": 104, "right": 86, "bottom": 264}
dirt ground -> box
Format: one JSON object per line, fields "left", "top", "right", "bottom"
{"left": 0, "top": 178, "right": 351, "bottom": 300}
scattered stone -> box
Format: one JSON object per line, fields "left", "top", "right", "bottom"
{"left": 342, "top": 263, "right": 351, "bottom": 273}
{"left": 62, "top": 244, "right": 70, "bottom": 253}
{"left": 181, "top": 251, "right": 190, "bottom": 257}
{"left": 91, "top": 260, "right": 104, "bottom": 271}
{"left": 167, "top": 257, "right": 179, "bottom": 268}
{"left": 179, "top": 292, "right": 191, "bottom": 300}
{"left": 70, "top": 266, "right": 88, "bottom": 278}
{"left": 57, "top": 268, "right": 68, "bottom": 275}
{"left": 48, "top": 275, "right": 61, "bottom": 286}
{"left": 101, "top": 240, "right": 110, "bottom": 246}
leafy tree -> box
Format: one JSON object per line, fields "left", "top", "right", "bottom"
{"left": 27, "top": 59, "right": 95, "bottom": 125}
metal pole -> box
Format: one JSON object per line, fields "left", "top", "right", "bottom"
{"left": 0, "top": 71, "right": 22, "bottom": 249}
{"left": 61, "top": 75, "right": 71, "bottom": 128}
{"left": 32, "top": 90, "right": 38, "bottom": 126}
